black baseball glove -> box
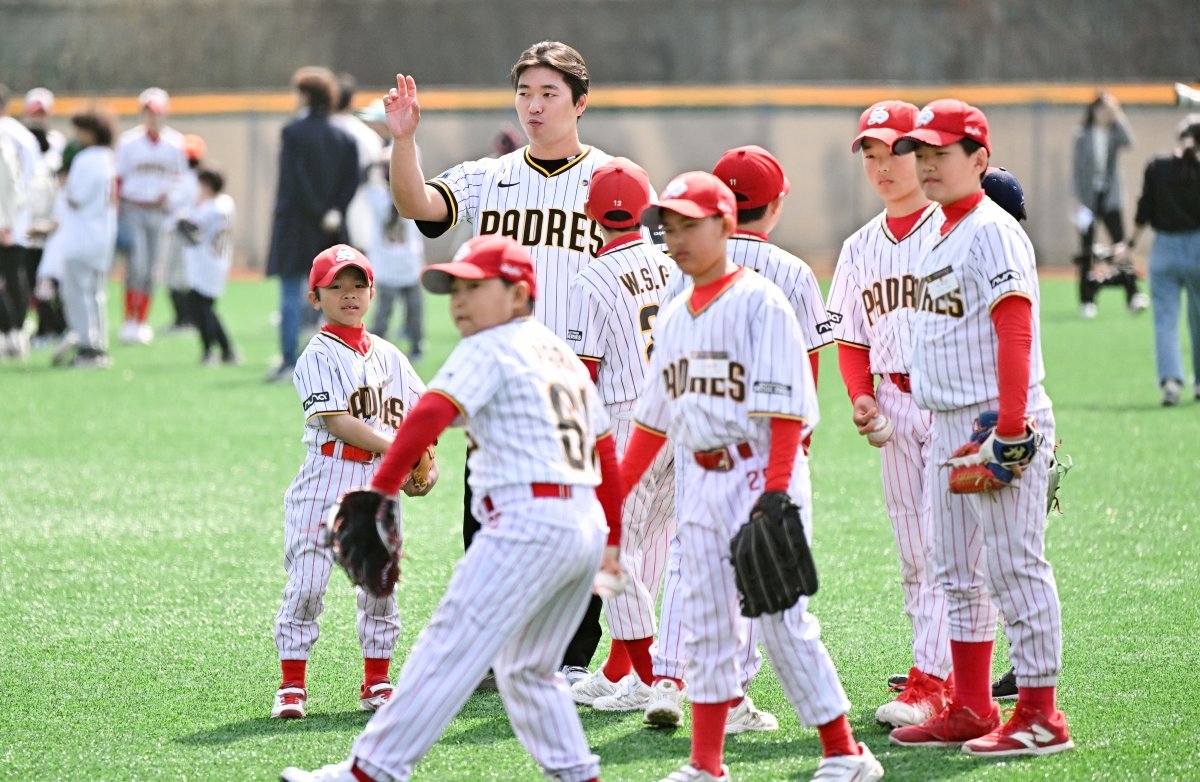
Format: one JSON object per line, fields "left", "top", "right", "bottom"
{"left": 323, "top": 489, "right": 401, "bottom": 597}
{"left": 729, "top": 491, "right": 818, "bottom": 618}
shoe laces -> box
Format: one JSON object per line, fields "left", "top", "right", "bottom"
{"left": 280, "top": 692, "right": 303, "bottom": 705}
{"left": 895, "top": 670, "right": 943, "bottom": 705}
{"left": 993, "top": 701, "right": 1045, "bottom": 735}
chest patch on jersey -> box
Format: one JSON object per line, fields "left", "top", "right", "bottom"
{"left": 990, "top": 270, "right": 1022, "bottom": 287}
{"left": 689, "top": 352, "right": 730, "bottom": 379}
{"left": 752, "top": 381, "right": 792, "bottom": 395}
{"left": 567, "top": 329, "right": 584, "bottom": 342}
{"left": 303, "top": 391, "right": 331, "bottom": 411}
{"left": 924, "top": 266, "right": 960, "bottom": 300}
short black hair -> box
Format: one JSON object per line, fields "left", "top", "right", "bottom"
{"left": 71, "top": 109, "right": 115, "bottom": 147}
{"left": 197, "top": 168, "right": 224, "bottom": 193}
{"left": 336, "top": 72, "right": 356, "bottom": 112}
{"left": 510, "top": 41, "right": 589, "bottom": 105}
{"left": 736, "top": 204, "right": 768, "bottom": 224}
{"left": 959, "top": 138, "right": 986, "bottom": 156}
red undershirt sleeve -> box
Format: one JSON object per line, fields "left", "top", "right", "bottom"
{"left": 990, "top": 295, "right": 1033, "bottom": 438}
{"left": 765, "top": 417, "right": 804, "bottom": 492}
{"left": 619, "top": 426, "right": 667, "bottom": 500}
{"left": 581, "top": 357, "right": 600, "bottom": 383}
{"left": 808, "top": 351, "right": 820, "bottom": 390}
{"left": 371, "top": 393, "right": 460, "bottom": 495}
{"left": 837, "top": 343, "right": 875, "bottom": 401}
{"left": 594, "top": 433, "right": 623, "bottom": 546}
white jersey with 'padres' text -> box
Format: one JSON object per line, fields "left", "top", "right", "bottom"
{"left": 910, "top": 197, "right": 1045, "bottom": 411}
{"left": 564, "top": 235, "right": 676, "bottom": 405}
{"left": 825, "top": 203, "right": 941, "bottom": 373}
{"left": 428, "top": 317, "right": 610, "bottom": 497}
{"left": 635, "top": 270, "right": 818, "bottom": 452}
{"left": 293, "top": 332, "right": 425, "bottom": 451}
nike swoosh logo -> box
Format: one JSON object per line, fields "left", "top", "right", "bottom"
{"left": 498, "top": 181, "right": 519, "bottom": 188}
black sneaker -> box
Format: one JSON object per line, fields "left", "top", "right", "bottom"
{"left": 991, "top": 667, "right": 1018, "bottom": 700}
{"left": 887, "top": 673, "right": 908, "bottom": 691}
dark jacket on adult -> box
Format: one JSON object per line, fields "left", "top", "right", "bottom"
{"left": 266, "top": 111, "right": 360, "bottom": 277}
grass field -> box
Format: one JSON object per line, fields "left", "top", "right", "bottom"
{"left": 2, "top": 277, "right": 1198, "bottom": 782}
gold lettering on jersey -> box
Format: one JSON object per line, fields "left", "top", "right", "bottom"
{"left": 348, "top": 384, "right": 406, "bottom": 428}
{"left": 861, "top": 274, "right": 922, "bottom": 326}
{"left": 479, "top": 208, "right": 604, "bottom": 256}
{"left": 662, "top": 358, "right": 746, "bottom": 402}
{"left": 618, "top": 265, "right": 671, "bottom": 296}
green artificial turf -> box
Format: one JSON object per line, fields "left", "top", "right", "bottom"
{"left": 2, "top": 278, "right": 1197, "bottom": 781}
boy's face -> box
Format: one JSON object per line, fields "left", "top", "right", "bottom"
{"left": 310, "top": 267, "right": 373, "bottom": 328}
{"left": 514, "top": 66, "right": 584, "bottom": 150}
{"left": 660, "top": 211, "right": 732, "bottom": 280}
{"left": 914, "top": 142, "right": 987, "bottom": 205}
{"left": 861, "top": 137, "right": 921, "bottom": 203}
{"left": 447, "top": 276, "right": 529, "bottom": 337}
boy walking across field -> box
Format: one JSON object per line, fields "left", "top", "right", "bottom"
{"left": 618, "top": 172, "right": 883, "bottom": 782}
{"left": 273, "top": 244, "right": 436, "bottom": 720}
{"left": 282, "top": 234, "right": 626, "bottom": 782}
{"left": 180, "top": 169, "right": 239, "bottom": 365}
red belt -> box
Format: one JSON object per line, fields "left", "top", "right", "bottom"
{"left": 482, "top": 483, "right": 574, "bottom": 512}
{"left": 693, "top": 442, "right": 753, "bottom": 472}
{"left": 320, "top": 441, "right": 377, "bottom": 463}
{"left": 888, "top": 373, "right": 912, "bottom": 394}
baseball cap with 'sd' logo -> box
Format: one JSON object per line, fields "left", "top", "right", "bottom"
{"left": 641, "top": 170, "right": 737, "bottom": 227}
{"left": 586, "top": 157, "right": 653, "bottom": 230}
{"left": 850, "top": 100, "right": 920, "bottom": 152}
{"left": 421, "top": 235, "right": 538, "bottom": 299}
{"left": 892, "top": 98, "right": 991, "bottom": 154}
{"left": 712, "top": 145, "right": 791, "bottom": 210}
{"left": 309, "top": 244, "right": 375, "bottom": 289}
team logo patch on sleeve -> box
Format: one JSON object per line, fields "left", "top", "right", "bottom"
{"left": 753, "top": 381, "right": 792, "bottom": 395}
{"left": 816, "top": 320, "right": 833, "bottom": 334}
{"left": 303, "top": 391, "right": 331, "bottom": 411}
{"left": 826, "top": 311, "right": 843, "bottom": 324}
{"left": 990, "top": 270, "right": 1022, "bottom": 287}
{"left": 566, "top": 329, "right": 584, "bottom": 342}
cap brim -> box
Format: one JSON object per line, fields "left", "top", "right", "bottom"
{"left": 312, "top": 261, "right": 372, "bottom": 289}
{"left": 851, "top": 128, "right": 904, "bottom": 153}
{"left": 420, "top": 261, "right": 493, "bottom": 294}
{"left": 892, "top": 128, "right": 963, "bottom": 154}
{"left": 641, "top": 200, "right": 720, "bottom": 226}
{"left": 142, "top": 102, "right": 167, "bottom": 114}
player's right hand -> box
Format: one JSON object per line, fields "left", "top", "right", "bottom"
{"left": 851, "top": 394, "right": 880, "bottom": 435}
{"left": 384, "top": 74, "right": 421, "bottom": 141}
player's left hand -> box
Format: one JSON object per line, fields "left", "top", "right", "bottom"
{"left": 851, "top": 394, "right": 880, "bottom": 435}
{"left": 323, "top": 488, "right": 401, "bottom": 597}
{"left": 944, "top": 411, "right": 1041, "bottom": 493}
{"left": 593, "top": 545, "right": 627, "bottom": 597}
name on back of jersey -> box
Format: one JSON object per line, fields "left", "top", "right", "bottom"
{"left": 663, "top": 353, "right": 747, "bottom": 401}
{"left": 618, "top": 264, "right": 672, "bottom": 296}
{"left": 478, "top": 207, "right": 603, "bottom": 257}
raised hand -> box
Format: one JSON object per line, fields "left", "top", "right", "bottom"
{"left": 384, "top": 73, "right": 422, "bottom": 141}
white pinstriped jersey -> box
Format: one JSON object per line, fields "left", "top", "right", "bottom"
{"left": 429, "top": 317, "right": 610, "bottom": 497}
{"left": 825, "top": 203, "right": 941, "bottom": 374}
{"left": 293, "top": 332, "right": 425, "bottom": 452}
{"left": 564, "top": 235, "right": 677, "bottom": 405}
{"left": 910, "top": 197, "right": 1045, "bottom": 411}
{"left": 425, "top": 146, "right": 613, "bottom": 341}
{"left": 115, "top": 126, "right": 186, "bottom": 204}
{"left": 635, "top": 269, "right": 818, "bottom": 452}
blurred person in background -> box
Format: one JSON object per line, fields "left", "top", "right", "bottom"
{"left": 331, "top": 72, "right": 384, "bottom": 253}
{"left": 366, "top": 148, "right": 425, "bottom": 361}
{"left": 161, "top": 133, "right": 207, "bottom": 333}
{"left": 0, "top": 83, "right": 45, "bottom": 360}
{"left": 21, "top": 88, "right": 68, "bottom": 347}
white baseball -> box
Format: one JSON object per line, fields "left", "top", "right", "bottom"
{"left": 866, "top": 415, "right": 894, "bottom": 445}
{"left": 593, "top": 570, "right": 628, "bottom": 598}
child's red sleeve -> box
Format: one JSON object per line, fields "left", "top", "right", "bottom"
{"left": 764, "top": 417, "right": 804, "bottom": 492}
{"left": 990, "top": 295, "right": 1033, "bottom": 438}
{"left": 581, "top": 358, "right": 600, "bottom": 383}
{"left": 837, "top": 343, "right": 875, "bottom": 401}
{"left": 619, "top": 426, "right": 667, "bottom": 499}
{"left": 594, "top": 433, "right": 623, "bottom": 546}
{"left": 371, "top": 392, "right": 460, "bottom": 495}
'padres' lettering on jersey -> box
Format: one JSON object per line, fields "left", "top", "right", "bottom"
{"left": 564, "top": 236, "right": 677, "bottom": 405}
{"left": 423, "top": 147, "right": 614, "bottom": 341}
{"left": 909, "top": 198, "right": 1045, "bottom": 411}
{"left": 429, "top": 317, "right": 609, "bottom": 496}
{"left": 635, "top": 270, "right": 818, "bottom": 452}
{"left": 825, "top": 203, "right": 941, "bottom": 373}
{"left": 293, "top": 332, "right": 425, "bottom": 451}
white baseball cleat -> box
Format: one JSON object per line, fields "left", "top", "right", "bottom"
{"left": 570, "top": 668, "right": 621, "bottom": 705}
{"left": 359, "top": 681, "right": 394, "bottom": 712}
{"left": 643, "top": 679, "right": 687, "bottom": 728}
{"left": 657, "top": 763, "right": 730, "bottom": 782}
{"left": 561, "top": 664, "right": 590, "bottom": 687}
{"left": 279, "top": 760, "right": 357, "bottom": 782}
{"left": 136, "top": 323, "right": 154, "bottom": 345}
{"left": 725, "top": 695, "right": 779, "bottom": 734}
{"left": 810, "top": 743, "right": 884, "bottom": 781}
{"left": 593, "top": 674, "right": 651, "bottom": 712}
{"left": 119, "top": 320, "right": 139, "bottom": 344}
{"left": 271, "top": 686, "right": 307, "bottom": 719}
{"left": 875, "top": 667, "right": 947, "bottom": 728}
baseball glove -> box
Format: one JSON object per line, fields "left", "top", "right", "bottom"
{"left": 175, "top": 218, "right": 201, "bottom": 246}
{"left": 323, "top": 489, "right": 401, "bottom": 597}
{"left": 404, "top": 444, "right": 437, "bottom": 496}
{"left": 945, "top": 411, "right": 1043, "bottom": 494}
{"left": 729, "top": 491, "right": 818, "bottom": 618}
{"left": 1046, "top": 441, "right": 1072, "bottom": 514}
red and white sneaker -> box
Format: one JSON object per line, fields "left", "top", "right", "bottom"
{"left": 359, "top": 681, "right": 394, "bottom": 712}
{"left": 889, "top": 700, "right": 1000, "bottom": 747}
{"left": 962, "top": 702, "right": 1074, "bottom": 757}
{"left": 875, "top": 666, "right": 949, "bottom": 728}
{"left": 272, "top": 686, "right": 307, "bottom": 719}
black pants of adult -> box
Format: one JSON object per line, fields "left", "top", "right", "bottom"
{"left": 0, "top": 244, "right": 30, "bottom": 334}
{"left": 1078, "top": 196, "right": 1137, "bottom": 305}
{"left": 187, "top": 289, "right": 234, "bottom": 359}
{"left": 462, "top": 461, "right": 604, "bottom": 669}
{"left": 23, "top": 248, "right": 67, "bottom": 337}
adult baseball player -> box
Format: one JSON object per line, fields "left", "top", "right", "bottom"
{"left": 619, "top": 172, "right": 883, "bottom": 782}
{"left": 281, "top": 235, "right": 626, "bottom": 782}
{"left": 115, "top": 87, "right": 187, "bottom": 345}
{"left": 383, "top": 40, "right": 634, "bottom": 679}
{"left": 824, "top": 101, "right": 952, "bottom": 728}
{"left": 273, "top": 245, "right": 431, "bottom": 720}
{"left": 886, "top": 99, "right": 1072, "bottom": 757}
{"left": 563, "top": 158, "right": 677, "bottom": 710}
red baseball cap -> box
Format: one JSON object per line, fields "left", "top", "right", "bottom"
{"left": 421, "top": 235, "right": 538, "bottom": 298}
{"left": 641, "top": 171, "right": 737, "bottom": 226}
{"left": 711, "top": 145, "right": 790, "bottom": 209}
{"left": 893, "top": 99, "right": 991, "bottom": 154}
{"left": 309, "top": 244, "right": 375, "bottom": 290}
{"left": 183, "top": 134, "right": 206, "bottom": 163}
{"left": 586, "top": 157, "right": 652, "bottom": 230}
{"left": 850, "top": 100, "right": 919, "bottom": 152}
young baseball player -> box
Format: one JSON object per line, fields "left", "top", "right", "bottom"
{"left": 115, "top": 87, "right": 187, "bottom": 345}
{"left": 563, "top": 158, "right": 677, "bottom": 711}
{"left": 272, "top": 244, "right": 435, "bottom": 721}
{"left": 824, "top": 101, "right": 952, "bottom": 728}
{"left": 281, "top": 234, "right": 626, "bottom": 782}
{"left": 163, "top": 133, "right": 206, "bottom": 332}
{"left": 886, "top": 99, "right": 1073, "bottom": 756}
{"left": 180, "top": 168, "right": 238, "bottom": 365}
{"left": 618, "top": 171, "right": 883, "bottom": 782}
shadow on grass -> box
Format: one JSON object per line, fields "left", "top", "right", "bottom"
{"left": 176, "top": 710, "right": 369, "bottom": 745}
